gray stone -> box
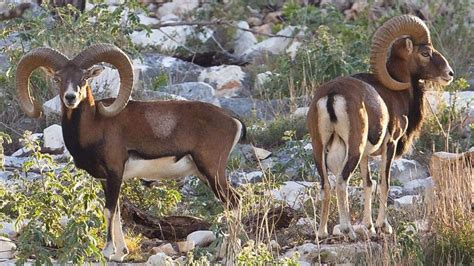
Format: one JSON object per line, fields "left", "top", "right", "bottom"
{"left": 0, "top": 222, "right": 16, "bottom": 239}
{"left": 198, "top": 65, "right": 250, "bottom": 97}
{"left": 219, "top": 98, "right": 275, "bottom": 120}
{"left": 389, "top": 186, "right": 403, "bottom": 198}
{"left": 43, "top": 124, "right": 64, "bottom": 154}
{"left": 0, "top": 53, "right": 9, "bottom": 73}
{"left": 233, "top": 21, "right": 257, "bottom": 57}
{"left": 243, "top": 26, "right": 303, "bottom": 59}
{"left": 284, "top": 242, "right": 382, "bottom": 264}
{"left": 146, "top": 252, "right": 173, "bottom": 265}
{"left": 156, "top": 0, "right": 199, "bottom": 17}
{"left": 395, "top": 195, "right": 421, "bottom": 209}
{"left": 138, "top": 53, "right": 203, "bottom": 89}
{"left": 403, "top": 177, "right": 434, "bottom": 194}
{"left": 42, "top": 95, "right": 62, "bottom": 123}
{"left": 372, "top": 157, "right": 428, "bottom": 183}
{"left": 133, "top": 90, "right": 187, "bottom": 101}
{"left": 291, "top": 107, "right": 309, "bottom": 118}
{"left": 0, "top": 236, "right": 16, "bottom": 260}
{"left": 159, "top": 82, "right": 220, "bottom": 106}
{"left": 269, "top": 181, "right": 317, "bottom": 210}
{"left": 187, "top": 230, "right": 216, "bottom": 247}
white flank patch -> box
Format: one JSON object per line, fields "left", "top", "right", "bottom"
{"left": 145, "top": 112, "right": 177, "bottom": 138}
{"left": 123, "top": 155, "right": 199, "bottom": 180}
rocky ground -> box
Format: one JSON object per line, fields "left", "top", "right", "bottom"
{"left": 0, "top": 0, "right": 473, "bottom": 264}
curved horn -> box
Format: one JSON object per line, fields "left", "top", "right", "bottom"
{"left": 72, "top": 43, "right": 133, "bottom": 117}
{"left": 16, "top": 48, "right": 69, "bottom": 118}
{"left": 370, "top": 15, "right": 431, "bottom": 91}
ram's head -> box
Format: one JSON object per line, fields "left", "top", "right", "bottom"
{"left": 16, "top": 44, "right": 134, "bottom": 117}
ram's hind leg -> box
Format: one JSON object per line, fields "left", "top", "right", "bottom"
{"left": 312, "top": 139, "right": 330, "bottom": 239}
{"left": 193, "top": 151, "right": 240, "bottom": 210}
{"left": 375, "top": 139, "right": 396, "bottom": 234}
{"left": 360, "top": 155, "right": 376, "bottom": 236}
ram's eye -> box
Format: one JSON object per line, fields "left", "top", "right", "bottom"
{"left": 421, "top": 51, "right": 430, "bottom": 57}
{"left": 53, "top": 77, "right": 61, "bottom": 83}
{"left": 79, "top": 80, "right": 86, "bottom": 87}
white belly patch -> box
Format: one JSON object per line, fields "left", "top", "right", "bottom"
{"left": 123, "top": 155, "right": 199, "bottom": 180}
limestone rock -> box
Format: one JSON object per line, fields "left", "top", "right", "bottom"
{"left": 234, "top": 21, "right": 257, "bottom": 57}
{"left": 187, "top": 230, "right": 216, "bottom": 247}
{"left": 151, "top": 243, "right": 177, "bottom": 256}
{"left": 269, "top": 181, "right": 317, "bottom": 210}
{"left": 176, "top": 240, "right": 195, "bottom": 253}
{"left": 253, "top": 146, "right": 272, "bottom": 160}
{"left": 159, "top": 82, "right": 220, "bottom": 106}
{"left": 146, "top": 252, "right": 174, "bottom": 265}
{"left": 0, "top": 236, "right": 16, "bottom": 260}
{"left": 198, "top": 65, "right": 250, "bottom": 97}
{"left": 43, "top": 124, "right": 64, "bottom": 154}
{"left": 395, "top": 195, "right": 420, "bottom": 209}
{"left": 284, "top": 242, "right": 382, "bottom": 264}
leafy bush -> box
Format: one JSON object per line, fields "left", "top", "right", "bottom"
{"left": 121, "top": 178, "right": 182, "bottom": 218}
{"left": 0, "top": 132, "right": 105, "bottom": 264}
{"left": 259, "top": 4, "right": 371, "bottom": 98}
{"left": 247, "top": 115, "right": 307, "bottom": 148}
{"left": 415, "top": 78, "right": 471, "bottom": 155}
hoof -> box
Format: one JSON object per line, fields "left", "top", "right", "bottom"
{"left": 110, "top": 252, "right": 127, "bottom": 262}
{"left": 376, "top": 221, "right": 393, "bottom": 235}
{"left": 101, "top": 243, "right": 115, "bottom": 261}
{"left": 334, "top": 224, "right": 358, "bottom": 241}
{"left": 363, "top": 222, "right": 377, "bottom": 237}
{"left": 317, "top": 228, "right": 329, "bottom": 240}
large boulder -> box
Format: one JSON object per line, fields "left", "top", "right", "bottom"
{"left": 269, "top": 181, "right": 317, "bottom": 210}
{"left": 42, "top": 124, "right": 65, "bottom": 154}
{"left": 156, "top": 0, "right": 199, "bottom": 17}
{"left": 139, "top": 53, "right": 203, "bottom": 87}
{"left": 233, "top": 21, "right": 258, "bottom": 57}
{"left": 186, "top": 230, "right": 216, "bottom": 247}
{"left": 198, "top": 65, "right": 250, "bottom": 97}
{"left": 159, "top": 82, "right": 220, "bottom": 106}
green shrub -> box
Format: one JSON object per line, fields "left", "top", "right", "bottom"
{"left": 121, "top": 178, "right": 181, "bottom": 218}
{"left": 0, "top": 132, "right": 105, "bottom": 264}
{"left": 247, "top": 115, "right": 307, "bottom": 148}
{"left": 415, "top": 78, "right": 471, "bottom": 156}
{"left": 260, "top": 4, "right": 371, "bottom": 99}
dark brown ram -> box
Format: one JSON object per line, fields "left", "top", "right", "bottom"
{"left": 16, "top": 44, "right": 244, "bottom": 261}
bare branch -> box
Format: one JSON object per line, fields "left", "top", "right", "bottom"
{"left": 150, "top": 19, "right": 296, "bottom": 39}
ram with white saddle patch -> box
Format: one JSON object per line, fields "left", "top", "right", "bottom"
{"left": 15, "top": 44, "right": 245, "bottom": 262}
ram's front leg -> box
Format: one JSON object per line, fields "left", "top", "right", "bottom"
{"left": 101, "top": 172, "right": 127, "bottom": 261}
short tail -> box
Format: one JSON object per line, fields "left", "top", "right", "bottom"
{"left": 233, "top": 116, "right": 247, "bottom": 142}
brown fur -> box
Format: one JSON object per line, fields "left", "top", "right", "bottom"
{"left": 307, "top": 37, "right": 453, "bottom": 238}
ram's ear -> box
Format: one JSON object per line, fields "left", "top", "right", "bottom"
{"left": 405, "top": 38, "right": 414, "bottom": 55}
{"left": 84, "top": 65, "right": 105, "bottom": 80}
{"left": 41, "top": 67, "right": 56, "bottom": 77}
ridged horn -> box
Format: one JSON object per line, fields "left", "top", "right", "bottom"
{"left": 16, "top": 48, "right": 69, "bottom": 118}
{"left": 370, "top": 15, "right": 431, "bottom": 91}
{"left": 72, "top": 43, "right": 133, "bottom": 117}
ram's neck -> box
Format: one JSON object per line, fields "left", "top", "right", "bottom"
{"left": 396, "top": 78, "right": 426, "bottom": 156}
{"left": 61, "top": 86, "right": 97, "bottom": 155}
